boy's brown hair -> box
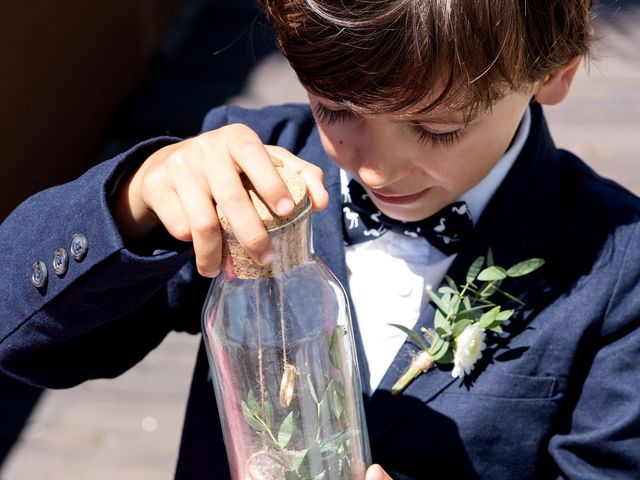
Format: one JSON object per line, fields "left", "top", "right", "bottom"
{"left": 259, "top": 0, "right": 595, "bottom": 117}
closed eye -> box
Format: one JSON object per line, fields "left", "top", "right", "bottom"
{"left": 410, "top": 124, "right": 463, "bottom": 148}
{"left": 312, "top": 103, "right": 355, "bottom": 125}
{"left": 313, "top": 101, "right": 464, "bottom": 148}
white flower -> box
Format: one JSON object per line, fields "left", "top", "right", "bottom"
{"left": 451, "top": 324, "right": 486, "bottom": 379}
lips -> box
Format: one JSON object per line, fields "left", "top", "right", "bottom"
{"left": 370, "top": 188, "right": 428, "bottom": 205}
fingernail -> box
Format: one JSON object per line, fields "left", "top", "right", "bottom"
{"left": 259, "top": 249, "right": 275, "bottom": 265}
{"left": 200, "top": 269, "right": 220, "bottom": 278}
{"left": 276, "top": 198, "right": 294, "bottom": 216}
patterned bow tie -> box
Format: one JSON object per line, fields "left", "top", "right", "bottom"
{"left": 342, "top": 179, "right": 473, "bottom": 255}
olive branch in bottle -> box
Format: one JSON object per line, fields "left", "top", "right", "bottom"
{"left": 240, "top": 326, "right": 354, "bottom": 479}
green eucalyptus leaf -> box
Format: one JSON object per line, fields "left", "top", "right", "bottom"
{"left": 466, "top": 256, "right": 485, "bottom": 283}
{"left": 506, "top": 258, "right": 545, "bottom": 277}
{"left": 431, "top": 343, "right": 450, "bottom": 362}
{"left": 490, "top": 325, "right": 504, "bottom": 334}
{"left": 319, "top": 429, "right": 352, "bottom": 453}
{"left": 318, "top": 397, "right": 331, "bottom": 423}
{"left": 438, "top": 347, "right": 455, "bottom": 364}
{"left": 263, "top": 391, "right": 274, "bottom": 430}
{"left": 435, "top": 325, "right": 452, "bottom": 339}
{"left": 325, "top": 380, "right": 344, "bottom": 422}
{"left": 483, "top": 320, "right": 503, "bottom": 330}
{"left": 463, "top": 296, "right": 472, "bottom": 311}
{"left": 441, "top": 293, "right": 452, "bottom": 309}
{"left": 445, "top": 275, "right": 460, "bottom": 293}
{"left": 332, "top": 387, "right": 344, "bottom": 422}
{"left": 328, "top": 326, "right": 346, "bottom": 371}
{"left": 438, "top": 286, "right": 458, "bottom": 295}
{"left": 307, "top": 375, "right": 319, "bottom": 404}
{"left": 241, "top": 401, "right": 268, "bottom": 433}
{"left": 247, "top": 389, "right": 260, "bottom": 415}
{"left": 291, "top": 449, "right": 308, "bottom": 472}
{"left": 496, "top": 309, "right": 514, "bottom": 321}
{"left": 427, "top": 288, "right": 449, "bottom": 315}
{"left": 477, "top": 266, "right": 507, "bottom": 281}
{"left": 434, "top": 308, "right": 446, "bottom": 331}
{"left": 298, "top": 448, "right": 315, "bottom": 477}
{"left": 389, "top": 323, "right": 429, "bottom": 351}
{"left": 457, "top": 305, "right": 492, "bottom": 317}
{"left": 429, "top": 335, "right": 444, "bottom": 355}
{"left": 430, "top": 336, "right": 450, "bottom": 361}
{"left": 321, "top": 379, "right": 335, "bottom": 405}
{"left": 452, "top": 318, "right": 474, "bottom": 337}
{"left": 479, "top": 306, "right": 501, "bottom": 328}
{"left": 278, "top": 410, "right": 297, "bottom": 449}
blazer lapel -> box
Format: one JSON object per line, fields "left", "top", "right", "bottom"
{"left": 302, "top": 131, "right": 373, "bottom": 395}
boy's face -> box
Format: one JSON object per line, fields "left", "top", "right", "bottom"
{"left": 308, "top": 89, "right": 533, "bottom": 222}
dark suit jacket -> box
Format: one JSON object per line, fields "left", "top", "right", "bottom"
{"left": 1, "top": 103, "right": 639, "bottom": 479}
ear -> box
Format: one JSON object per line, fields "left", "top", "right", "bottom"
{"left": 533, "top": 57, "right": 582, "bottom": 105}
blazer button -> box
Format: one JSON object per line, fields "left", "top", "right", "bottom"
{"left": 52, "top": 248, "right": 69, "bottom": 276}
{"left": 31, "top": 261, "right": 48, "bottom": 288}
{"left": 70, "top": 233, "right": 88, "bottom": 261}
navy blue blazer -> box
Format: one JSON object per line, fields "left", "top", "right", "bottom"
{"left": 1, "top": 103, "right": 639, "bottom": 479}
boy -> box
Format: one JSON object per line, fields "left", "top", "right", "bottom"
{"left": 2, "top": 0, "right": 639, "bottom": 478}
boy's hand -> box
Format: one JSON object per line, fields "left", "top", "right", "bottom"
{"left": 113, "top": 124, "right": 329, "bottom": 277}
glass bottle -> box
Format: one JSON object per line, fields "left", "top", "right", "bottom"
{"left": 202, "top": 169, "right": 371, "bottom": 480}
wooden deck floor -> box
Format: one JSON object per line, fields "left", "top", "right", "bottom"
{"left": 2, "top": 5, "right": 639, "bottom": 480}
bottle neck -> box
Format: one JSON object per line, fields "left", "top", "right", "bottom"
{"left": 223, "top": 200, "right": 312, "bottom": 279}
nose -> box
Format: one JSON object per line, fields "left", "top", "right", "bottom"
{"left": 354, "top": 119, "right": 412, "bottom": 188}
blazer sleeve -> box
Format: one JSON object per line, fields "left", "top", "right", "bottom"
{"left": 548, "top": 222, "right": 640, "bottom": 478}
{"left": 0, "top": 136, "right": 200, "bottom": 387}
{"left": 0, "top": 104, "right": 316, "bottom": 389}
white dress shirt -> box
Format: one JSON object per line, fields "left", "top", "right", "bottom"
{"left": 344, "top": 106, "right": 532, "bottom": 392}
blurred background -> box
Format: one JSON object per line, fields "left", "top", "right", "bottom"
{"left": 0, "top": 0, "right": 638, "bottom": 478}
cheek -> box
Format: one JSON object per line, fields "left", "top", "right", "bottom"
{"left": 318, "top": 126, "right": 353, "bottom": 168}
{"left": 415, "top": 137, "right": 498, "bottom": 191}
{"left": 318, "top": 130, "right": 338, "bottom": 160}
{"left": 451, "top": 134, "right": 512, "bottom": 190}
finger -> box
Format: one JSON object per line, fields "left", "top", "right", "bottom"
{"left": 205, "top": 148, "right": 275, "bottom": 266}
{"left": 366, "top": 464, "right": 393, "bottom": 480}
{"left": 173, "top": 172, "right": 222, "bottom": 278}
{"left": 218, "top": 124, "right": 295, "bottom": 216}
{"left": 146, "top": 187, "right": 192, "bottom": 242}
{"left": 267, "top": 146, "right": 329, "bottom": 211}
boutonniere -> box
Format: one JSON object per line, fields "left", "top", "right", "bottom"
{"left": 390, "top": 252, "right": 544, "bottom": 395}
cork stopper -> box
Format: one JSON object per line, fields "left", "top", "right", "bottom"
{"left": 217, "top": 167, "right": 310, "bottom": 279}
